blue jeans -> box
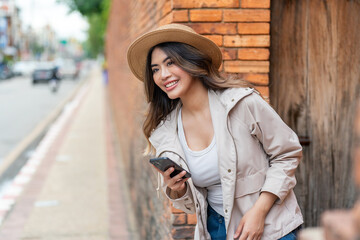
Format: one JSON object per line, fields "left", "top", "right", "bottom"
{"left": 207, "top": 204, "right": 226, "bottom": 240}
{"left": 207, "top": 204, "right": 300, "bottom": 240}
{"left": 278, "top": 226, "right": 301, "bottom": 240}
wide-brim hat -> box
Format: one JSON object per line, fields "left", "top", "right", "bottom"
{"left": 127, "top": 24, "right": 222, "bottom": 81}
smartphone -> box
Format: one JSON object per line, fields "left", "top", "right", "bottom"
{"left": 149, "top": 157, "right": 191, "bottom": 179}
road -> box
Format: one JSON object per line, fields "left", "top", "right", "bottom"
{"left": 0, "top": 75, "right": 82, "bottom": 163}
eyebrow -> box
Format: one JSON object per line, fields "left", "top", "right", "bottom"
{"left": 151, "top": 56, "right": 171, "bottom": 68}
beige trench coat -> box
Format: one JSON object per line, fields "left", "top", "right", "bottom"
{"left": 149, "top": 87, "right": 304, "bottom": 240}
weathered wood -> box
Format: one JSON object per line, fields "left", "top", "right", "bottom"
{"left": 270, "top": 0, "right": 360, "bottom": 226}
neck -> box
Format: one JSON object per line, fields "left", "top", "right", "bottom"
{"left": 180, "top": 80, "right": 209, "bottom": 115}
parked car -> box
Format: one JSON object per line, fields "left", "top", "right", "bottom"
{"left": 32, "top": 62, "right": 59, "bottom": 84}
{"left": 13, "top": 61, "right": 37, "bottom": 76}
{"left": 57, "top": 58, "right": 78, "bottom": 79}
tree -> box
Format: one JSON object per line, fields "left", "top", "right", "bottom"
{"left": 57, "top": 0, "right": 102, "bottom": 16}
{"left": 57, "top": 0, "right": 110, "bottom": 57}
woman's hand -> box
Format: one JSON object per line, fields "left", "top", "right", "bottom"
{"left": 152, "top": 165, "right": 189, "bottom": 198}
{"left": 233, "top": 205, "right": 265, "bottom": 240}
{"left": 234, "top": 192, "right": 278, "bottom": 240}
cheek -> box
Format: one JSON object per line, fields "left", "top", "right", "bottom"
{"left": 153, "top": 75, "right": 162, "bottom": 88}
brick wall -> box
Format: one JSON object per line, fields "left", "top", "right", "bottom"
{"left": 106, "top": 0, "right": 271, "bottom": 239}
{"left": 160, "top": 0, "right": 271, "bottom": 99}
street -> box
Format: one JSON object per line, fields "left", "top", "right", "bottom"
{"left": 0, "top": 75, "right": 82, "bottom": 163}
{"left": 0, "top": 67, "right": 137, "bottom": 239}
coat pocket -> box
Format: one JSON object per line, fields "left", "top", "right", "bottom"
{"left": 235, "top": 168, "right": 267, "bottom": 198}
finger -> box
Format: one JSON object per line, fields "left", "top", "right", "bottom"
{"left": 182, "top": 177, "right": 190, "bottom": 182}
{"left": 169, "top": 170, "right": 187, "bottom": 183}
{"left": 170, "top": 177, "right": 188, "bottom": 191}
{"left": 234, "top": 222, "right": 244, "bottom": 239}
{"left": 162, "top": 167, "right": 175, "bottom": 182}
{"left": 247, "top": 233, "right": 256, "bottom": 240}
{"left": 238, "top": 231, "right": 248, "bottom": 240}
{"left": 164, "top": 167, "right": 175, "bottom": 176}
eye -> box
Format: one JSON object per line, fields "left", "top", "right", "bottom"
{"left": 167, "top": 60, "right": 174, "bottom": 66}
{"left": 152, "top": 68, "right": 158, "bottom": 74}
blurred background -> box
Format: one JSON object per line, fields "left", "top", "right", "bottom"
{"left": 0, "top": 0, "right": 359, "bottom": 240}
{"left": 0, "top": 0, "right": 109, "bottom": 164}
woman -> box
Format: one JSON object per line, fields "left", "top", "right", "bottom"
{"left": 127, "top": 24, "right": 303, "bottom": 240}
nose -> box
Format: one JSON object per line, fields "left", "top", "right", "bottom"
{"left": 161, "top": 67, "right": 171, "bottom": 80}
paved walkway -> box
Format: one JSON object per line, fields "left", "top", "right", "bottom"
{"left": 0, "top": 67, "right": 139, "bottom": 240}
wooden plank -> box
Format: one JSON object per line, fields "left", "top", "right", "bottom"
{"left": 270, "top": 0, "right": 360, "bottom": 226}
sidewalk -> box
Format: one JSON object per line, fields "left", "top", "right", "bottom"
{"left": 0, "top": 66, "right": 139, "bottom": 240}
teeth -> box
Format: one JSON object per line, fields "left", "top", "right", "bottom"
{"left": 165, "top": 81, "right": 178, "bottom": 88}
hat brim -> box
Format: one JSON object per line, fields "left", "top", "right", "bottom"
{"left": 127, "top": 28, "right": 222, "bottom": 81}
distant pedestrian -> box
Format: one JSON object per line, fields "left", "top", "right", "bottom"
{"left": 49, "top": 66, "right": 60, "bottom": 93}
{"left": 102, "top": 59, "right": 108, "bottom": 85}
{"left": 127, "top": 24, "right": 303, "bottom": 240}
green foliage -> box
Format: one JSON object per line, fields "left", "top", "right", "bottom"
{"left": 57, "top": 0, "right": 102, "bottom": 16}
{"left": 58, "top": 0, "right": 111, "bottom": 58}
{"left": 86, "top": 14, "right": 104, "bottom": 58}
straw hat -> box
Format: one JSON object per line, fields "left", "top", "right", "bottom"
{"left": 127, "top": 24, "right": 222, "bottom": 81}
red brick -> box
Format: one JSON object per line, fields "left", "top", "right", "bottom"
{"left": 173, "top": 10, "right": 189, "bottom": 22}
{"left": 173, "top": 0, "right": 239, "bottom": 8}
{"left": 159, "top": 12, "right": 173, "bottom": 25}
{"left": 190, "top": 9, "right": 222, "bottom": 22}
{"left": 161, "top": 0, "right": 172, "bottom": 17}
{"left": 204, "top": 35, "right": 223, "bottom": 46}
{"left": 241, "top": 0, "right": 270, "bottom": 8}
{"left": 188, "top": 23, "right": 237, "bottom": 34}
{"left": 244, "top": 73, "right": 269, "bottom": 85}
{"left": 171, "top": 205, "right": 184, "bottom": 213}
{"left": 238, "top": 23, "right": 270, "bottom": 34}
{"left": 187, "top": 214, "right": 197, "bottom": 225}
{"left": 255, "top": 86, "right": 269, "bottom": 100}
{"left": 171, "top": 226, "right": 196, "bottom": 239}
{"left": 221, "top": 48, "right": 237, "bottom": 60}
{"left": 224, "top": 60, "right": 269, "bottom": 73}
{"left": 172, "top": 213, "right": 187, "bottom": 225}
{"left": 224, "top": 9, "right": 270, "bottom": 22}
{"left": 224, "top": 35, "right": 270, "bottom": 47}
{"left": 219, "top": 62, "right": 224, "bottom": 72}
{"left": 238, "top": 48, "right": 270, "bottom": 60}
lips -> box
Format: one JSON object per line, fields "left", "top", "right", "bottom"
{"left": 165, "top": 80, "right": 179, "bottom": 90}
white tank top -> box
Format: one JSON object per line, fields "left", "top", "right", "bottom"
{"left": 177, "top": 108, "right": 224, "bottom": 216}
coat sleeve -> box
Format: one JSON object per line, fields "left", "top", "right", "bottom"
{"left": 158, "top": 152, "right": 196, "bottom": 214}
{"left": 242, "top": 93, "right": 302, "bottom": 204}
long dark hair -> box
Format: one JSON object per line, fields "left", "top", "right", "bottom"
{"left": 143, "top": 42, "right": 251, "bottom": 153}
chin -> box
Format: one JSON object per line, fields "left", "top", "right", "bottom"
{"left": 164, "top": 87, "right": 180, "bottom": 99}
{"left": 167, "top": 93, "right": 180, "bottom": 100}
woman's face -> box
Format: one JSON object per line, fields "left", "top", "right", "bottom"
{"left": 150, "top": 47, "right": 195, "bottom": 100}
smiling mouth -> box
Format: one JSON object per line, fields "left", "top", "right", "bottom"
{"left": 165, "top": 80, "right": 179, "bottom": 88}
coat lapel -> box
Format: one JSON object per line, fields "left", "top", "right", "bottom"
{"left": 208, "top": 90, "right": 237, "bottom": 229}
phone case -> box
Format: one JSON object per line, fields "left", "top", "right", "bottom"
{"left": 149, "top": 157, "right": 191, "bottom": 179}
